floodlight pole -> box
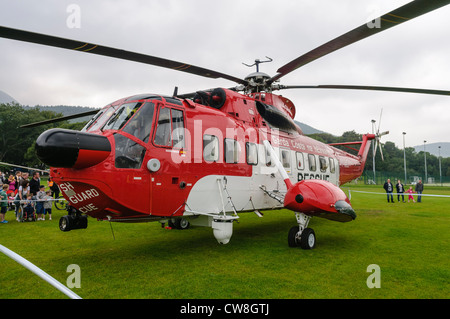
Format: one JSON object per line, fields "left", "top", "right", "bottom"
{"left": 438, "top": 146, "right": 442, "bottom": 186}
{"left": 424, "top": 140, "right": 427, "bottom": 183}
{"left": 371, "top": 119, "right": 376, "bottom": 184}
{"left": 402, "top": 132, "right": 407, "bottom": 184}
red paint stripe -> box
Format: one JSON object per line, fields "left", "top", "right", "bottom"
{"left": 73, "top": 149, "right": 109, "bottom": 169}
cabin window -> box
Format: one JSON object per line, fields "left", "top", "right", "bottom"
{"left": 329, "top": 158, "right": 336, "bottom": 173}
{"left": 265, "top": 144, "right": 274, "bottom": 167}
{"left": 319, "top": 156, "right": 328, "bottom": 172}
{"left": 246, "top": 142, "right": 258, "bottom": 165}
{"left": 113, "top": 133, "right": 146, "bottom": 169}
{"left": 203, "top": 135, "right": 219, "bottom": 162}
{"left": 122, "top": 102, "right": 155, "bottom": 143}
{"left": 281, "top": 149, "right": 291, "bottom": 173}
{"left": 296, "top": 152, "right": 304, "bottom": 170}
{"left": 308, "top": 154, "right": 316, "bottom": 171}
{"left": 103, "top": 102, "right": 142, "bottom": 131}
{"left": 224, "top": 139, "right": 240, "bottom": 164}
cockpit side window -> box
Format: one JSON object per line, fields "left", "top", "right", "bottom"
{"left": 153, "top": 107, "right": 185, "bottom": 148}
{"left": 171, "top": 109, "right": 185, "bottom": 149}
{"left": 154, "top": 107, "right": 172, "bottom": 146}
{"left": 114, "top": 133, "right": 146, "bottom": 169}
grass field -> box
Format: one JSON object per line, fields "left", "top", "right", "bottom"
{"left": 0, "top": 184, "right": 449, "bottom": 299}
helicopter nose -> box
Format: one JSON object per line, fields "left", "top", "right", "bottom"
{"left": 36, "top": 128, "right": 111, "bottom": 169}
{"left": 284, "top": 179, "right": 356, "bottom": 222}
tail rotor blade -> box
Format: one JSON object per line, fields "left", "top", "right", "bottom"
{"left": 377, "top": 108, "right": 383, "bottom": 134}
{"left": 378, "top": 140, "right": 385, "bottom": 161}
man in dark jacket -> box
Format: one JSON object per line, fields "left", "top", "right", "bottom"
{"left": 383, "top": 179, "right": 394, "bottom": 203}
{"left": 396, "top": 180, "right": 405, "bottom": 202}
{"left": 29, "top": 171, "right": 41, "bottom": 196}
{"left": 415, "top": 180, "right": 424, "bottom": 203}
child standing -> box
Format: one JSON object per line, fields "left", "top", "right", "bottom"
{"left": 8, "top": 175, "right": 16, "bottom": 193}
{"left": 406, "top": 186, "right": 416, "bottom": 203}
{"left": 36, "top": 185, "right": 46, "bottom": 220}
{"left": 43, "top": 190, "right": 53, "bottom": 221}
{"left": 1, "top": 184, "right": 8, "bottom": 223}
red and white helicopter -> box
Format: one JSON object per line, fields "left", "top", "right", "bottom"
{"left": 1, "top": 0, "right": 450, "bottom": 249}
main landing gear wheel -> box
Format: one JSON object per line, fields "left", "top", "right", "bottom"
{"left": 288, "top": 227, "right": 316, "bottom": 249}
{"left": 300, "top": 228, "right": 316, "bottom": 249}
{"left": 168, "top": 217, "right": 190, "bottom": 230}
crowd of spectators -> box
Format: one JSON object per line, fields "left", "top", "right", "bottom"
{"left": 0, "top": 169, "right": 59, "bottom": 223}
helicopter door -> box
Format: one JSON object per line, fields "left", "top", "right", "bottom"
{"left": 151, "top": 106, "right": 188, "bottom": 216}
{"left": 112, "top": 102, "right": 156, "bottom": 214}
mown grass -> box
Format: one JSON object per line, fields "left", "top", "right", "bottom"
{"left": 0, "top": 184, "right": 449, "bottom": 299}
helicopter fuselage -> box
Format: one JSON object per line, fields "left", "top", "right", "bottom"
{"left": 37, "top": 89, "right": 373, "bottom": 225}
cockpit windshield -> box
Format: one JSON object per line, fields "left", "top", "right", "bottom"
{"left": 122, "top": 102, "right": 155, "bottom": 143}
{"left": 82, "top": 99, "right": 185, "bottom": 169}
{"left": 82, "top": 105, "right": 118, "bottom": 132}
{"left": 112, "top": 102, "right": 156, "bottom": 169}
{"left": 102, "top": 102, "right": 142, "bottom": 131}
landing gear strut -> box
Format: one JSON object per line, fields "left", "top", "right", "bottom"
{"left": 59, "top": 206, "right": 88, "bottom": 231}
{"left": 288, "top": 212, "right": 316, "bottom": 249}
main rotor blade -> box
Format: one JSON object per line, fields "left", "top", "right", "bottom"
{"left": 277, "top": 85, "right": 450, "bottom": 96}
{"left": 20, "top": 109, "right": 99, "bottom": 128}
{"left": 270, "top": 0, "right": 450, "bottom": 83}
{"left": 0, "top": 26, "right": 247, "bottom": 85}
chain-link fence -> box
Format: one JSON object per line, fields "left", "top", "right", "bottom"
{"left": 361, "top": 170, "right": 450, "bottom": 186}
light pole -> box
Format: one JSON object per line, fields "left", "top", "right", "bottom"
{"left": 402, "top": 132, "right": 407, "bottom": 184}
{"left": 439, "top": 146, "right": 442, "bottom": 186}
{"left": 371, "top": 119, "right": 376, "bottom": 184}
{"left": 424, "top": 140, "right": 427, "bottom": 183}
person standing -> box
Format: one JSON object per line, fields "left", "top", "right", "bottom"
{"left": 43, "top": 190, "right": 53, "bottom": 221}
{"left": 396, "top": 180, "right": 405, "bottom": 202}
{"left": 406, "top": 186, "right": 416, "bottom": 203}
{"left": 29, "top": 171, "right": 40, "bottom": 196}
{"left": 15, "top": 179, "right": 30, "bottom": 221}
{"left": 383, "top": 179, "right": 394, "bottom": 203}
{"left": 0, "top": 184, "right": 8, "bottom": 223}
{"left": 36, "top": 185, "right": 46, "bottom": 221}
{"left": 415, "top": 180, "right": 424, "bottom": 203}
{"left": 48, "top": 177, "right": 60, "bottom": 199}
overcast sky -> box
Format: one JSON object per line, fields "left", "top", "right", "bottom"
{"left": 1, "top": 0, "right": 449, "bottom": 148}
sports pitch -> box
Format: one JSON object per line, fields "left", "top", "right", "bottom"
{"left": 1, "top": 184, "right": 449, "bottom": 299}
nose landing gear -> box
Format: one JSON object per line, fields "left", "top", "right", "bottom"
{"left": 59, "top": 206, "right": 88, "bottom": 231}
{"left": 287, "top": 212, "right": 316, "bottom": 250}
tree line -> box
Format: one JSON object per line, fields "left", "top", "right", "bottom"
{"left": 1, "top": 103, "right": 448, "bottom": 180}
{"left": 0, "top": 103, "right": 85, "bottom": 170}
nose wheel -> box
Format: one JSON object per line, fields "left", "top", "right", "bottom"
{"left": 288, "top": 213, "right": 316, "bottom": 249}
{"left": 59, "top": 206, "right": 88, "bottom": 232}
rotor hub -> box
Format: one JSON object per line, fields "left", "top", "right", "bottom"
{"left": 243, "top": 72, "right": 273, "bottom": 93}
